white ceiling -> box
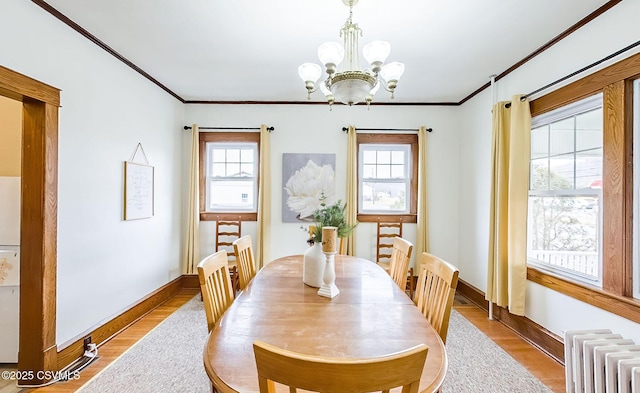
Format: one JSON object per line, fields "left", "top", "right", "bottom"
{"left": 41, "top": 0, "right": 613, "bottom": 104}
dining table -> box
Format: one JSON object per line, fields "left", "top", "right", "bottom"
{"left": 202, "top": 254, "right": 447, "bottom": 393}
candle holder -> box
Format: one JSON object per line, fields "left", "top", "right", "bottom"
{"left": 318, "top": 251, "right": 339, "bottom": 298}
{"left": 318, "top": 226, "right": 340, "bottom": 298}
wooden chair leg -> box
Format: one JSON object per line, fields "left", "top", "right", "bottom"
{"left": 230, "top": 265, "right": 240, "bottom": 297}
{"left": 407, "top": 267, "right": 414, "bottom": 299}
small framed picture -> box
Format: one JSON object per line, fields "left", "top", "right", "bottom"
{"left": 124, "top": 161, "right": 154, "bottom": 220}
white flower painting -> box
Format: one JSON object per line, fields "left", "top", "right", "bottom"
{"left": 282, "top": 153, "right": 336, "bottom": 222}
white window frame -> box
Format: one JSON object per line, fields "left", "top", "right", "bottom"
{"left": 527, "top": 94, "right": 603, "bottom": 286}
{"left": 358, "top": 143, "right": 411, "bottom": 215}
{"left": 205, "top": 142, "right": 258, "bottom": 213}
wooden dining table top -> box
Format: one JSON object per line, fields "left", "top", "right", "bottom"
{"left": 203, "top": 254, "right": 447, "bottom": 393}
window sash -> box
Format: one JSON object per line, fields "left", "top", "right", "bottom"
{"left": 527, "top": 95, "right": 603, "bottom": 285}
{"left": 358, "top": 143, "right": 411, "bottom": 214}
{"left": 205, "top": 142, "right": 258, "bottom": 212}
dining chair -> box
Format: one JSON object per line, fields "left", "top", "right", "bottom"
{"left": 377, "top": 236, "right": 414, "bottom": 298}
{"left": 233, "top": 235, "right": 257, "bottom": 290}
{"left": 386, "top": 237, "right": 414, "bottom": 294}
{"left": 376, "top": 219, "right": 414, "bottom": 297}
{"left": 197, "top": 250, "right": 235, "bottom": 332}
{"left": 413, "top": 252, "right": 460, "bottom": 344}
{"left": 253, "top": 340, "right": 428, "bottom": 393}
{"left": 215, "top": 216, "right": 242, "bottom": 293}
{"left": 376, "top": 219, "right": 403, "bottom": 263}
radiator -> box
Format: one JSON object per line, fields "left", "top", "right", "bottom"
{"left": 565, "top": 330, "right": 640, "bottom": 393}
{"left": 594, "top": 345, "right": 640, "bottom": 393}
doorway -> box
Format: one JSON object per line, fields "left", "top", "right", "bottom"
{"left": 0, "top": 65, "right": 59, "bottom": 385}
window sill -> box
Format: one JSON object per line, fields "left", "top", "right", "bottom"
{"left": 527, "top": 267, "right": 640, "bottom": 324}
{"left": 200, "top": 212, "right": 257, "bottom": 221}
{"left": 356, "top": 214, "right": 417, "bottom": 223}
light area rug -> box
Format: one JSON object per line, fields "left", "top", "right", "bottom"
{"left": 444, "top": 310, "right": 552, "bottom": 392}
{"left": 77, "top": 295, "right": 553, "bottom": 393}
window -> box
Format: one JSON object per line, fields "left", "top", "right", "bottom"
{"left": 199, "top": 132, "right": 260, "bottom": 221}
{"left": 526, "top": 51, "right": 640, "bottom": 323}
{"left": 357, "top": 134, "right": 418, "bottom": 222}
{"left": 527, "top": 95, "right": 603, "bottom": 285}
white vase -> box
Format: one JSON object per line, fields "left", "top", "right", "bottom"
{"left": 303, "top": 243, "right": 325, "bottom": 288}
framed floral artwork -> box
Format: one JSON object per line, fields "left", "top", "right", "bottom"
{"left": 282, "top": 153, "right": 336, "bottom": 223}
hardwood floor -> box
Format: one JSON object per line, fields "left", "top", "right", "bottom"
{"left": 2, "top": 289, "right": 565, "bottom": 393}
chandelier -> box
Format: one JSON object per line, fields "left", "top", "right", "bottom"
{"left": 298, "top": 0, "right": 405, "bottom": 108}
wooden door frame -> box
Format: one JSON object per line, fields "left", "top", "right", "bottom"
{"left": 0, "top": 65, "right": 59, "bottom": 385}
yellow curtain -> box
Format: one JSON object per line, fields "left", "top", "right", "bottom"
{"left": 486, "top": 95, "right": 531, "bottom": 316}
{"left": 415, "top": 126, "right": 430, "bottom": 257}
{"left": 344, "top": 125, "right": 358, "bottom": 256}
{"left": 256, "top": 124, "right": 271, "bottom": 268}
{"left": 182, "top": 124, "right": 200, "bottom": 274}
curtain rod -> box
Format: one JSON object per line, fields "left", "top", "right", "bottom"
{"left": 183, "top": 126, "right": 274, "bottom": 132}
{"left": 522, "top": 38, "right": 640, "bottom": 101}
{"left": 499, "top": 39, "right": 640, "bottom": 110}
{"left": 341, "top": 127, "right": 433, "bottom": 133}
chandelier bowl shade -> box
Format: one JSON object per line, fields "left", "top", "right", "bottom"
{"left": 329, "top": 71, "right": 376, "bottom": 105}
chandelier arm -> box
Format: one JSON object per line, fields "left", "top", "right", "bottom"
{"left": 308, "top": 84, "right": 321, "bottom": 94}
{"left": 379, "top": 82, "right": 393, "bottom": 93}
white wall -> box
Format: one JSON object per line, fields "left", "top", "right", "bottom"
{"left": 458, "top": 0, "right": 640, "bottom": 342}
{"left": 1, "top": 0, "right": 185, "bottom": 345}
{"left": 185, "top": 104, "right": 461, "bottom": 270}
